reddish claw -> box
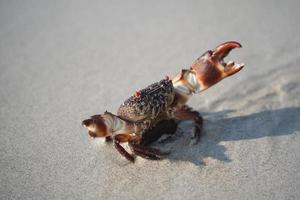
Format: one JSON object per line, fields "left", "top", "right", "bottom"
{"left": 191, "top": 41, "right": 244, "bottom": 90}
{"left": 172, "top": 41, "right": 244, "bottom": 107}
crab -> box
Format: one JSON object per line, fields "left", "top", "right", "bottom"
{"left": 82, "top": 41, "right": 244, "bottom": 162}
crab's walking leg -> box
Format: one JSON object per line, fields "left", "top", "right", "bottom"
{"left": 114, "top": 134, "right": 135, "bottom": 162}
{"left": 128, "top": 129, "right": 170, "bottom": 160}
{"left": 129, "top": 142, "right": 169, "bottom": 160}
{"left": 114, "top": 141, "right": 135, "bottom": 162}
{"left": 174, "top": 105, "right": 203, "bottom": 143}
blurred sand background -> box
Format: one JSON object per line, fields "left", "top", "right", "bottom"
{"left": 1, "top": 0, "right": 300, "bottom": 199}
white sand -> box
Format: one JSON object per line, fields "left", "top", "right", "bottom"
{"left": 1, "top": 1, "right": 300, "bottom": 199}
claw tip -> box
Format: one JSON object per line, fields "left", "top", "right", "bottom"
{"left": 221, "top": 41, "right": 242, "bottom": 48}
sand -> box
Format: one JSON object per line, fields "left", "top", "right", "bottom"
{"left": 1, "top": 0, "right": 300, "bottom": 199}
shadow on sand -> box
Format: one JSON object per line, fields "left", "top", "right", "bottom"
{"left": 153, "top": 107, "right": 300, "bottom": 166}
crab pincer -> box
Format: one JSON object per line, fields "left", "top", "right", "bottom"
{"left": 191, "top": 41, "right": 244, "bottom": 90}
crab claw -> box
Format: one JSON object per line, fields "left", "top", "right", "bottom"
{"left": 212, "top": 41, "right": 242, "bottom": 60}
{"left": 191, "top": 41, "right": 244, "bottom": 90}
{"left": 82, "top": 115, "right": 109, "bottom": 138}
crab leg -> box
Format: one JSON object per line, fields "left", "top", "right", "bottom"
{"left": 113, "top": 132, "right": 168, "bottom": 161}
{"left": 128, "top": 141, "right": 169, "bottom": 160}
{"left": 114, "top": 139, "right": 135, "bottom": 162}
{"left": 174, "top": 105, "right": 203, "bottom": 143}
{"left": 172, "top": 41, "right": 244, "bottom": 107}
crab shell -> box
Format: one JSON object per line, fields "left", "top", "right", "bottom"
{"left": 117, "top": 78, "right": 175, "bottom": 126}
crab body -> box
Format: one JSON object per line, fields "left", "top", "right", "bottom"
{"left": 82, "top": 41, "right": 244, "bottom": 162}
{"left": 117, "top": 78, "right": 175, "bottom": 126}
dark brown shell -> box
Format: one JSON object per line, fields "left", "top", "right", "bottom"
{"left": 117, "top": 79, "right": 174, "bottom": 123}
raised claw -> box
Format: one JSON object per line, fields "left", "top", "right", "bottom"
{"left": 190, "top": 41, "right": 244, "bottom": 91}
{"left": 212, "top": 41, "right": 242, "bottom": 60}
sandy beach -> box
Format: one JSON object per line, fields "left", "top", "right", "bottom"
{"left": 1, "top": 1, "right": 300, "bottom": 199}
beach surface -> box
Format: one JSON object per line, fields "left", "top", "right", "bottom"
{"left": 1, "top": 1, "right": 300, "bottom": 199}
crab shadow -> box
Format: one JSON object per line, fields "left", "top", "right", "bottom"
{"left": 152, "top": 107, "right": 300, "bottom": 166}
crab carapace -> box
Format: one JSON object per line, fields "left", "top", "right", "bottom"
{"left": 82, "top": 41, "right": 244, "bottom": 162}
